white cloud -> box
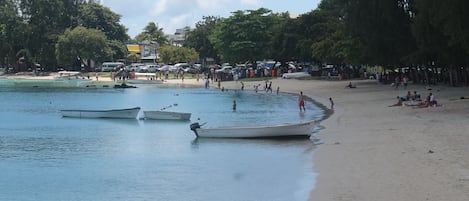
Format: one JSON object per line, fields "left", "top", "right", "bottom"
{"left": 162, "top": 13, "right": 194, "bottom": 33}
{"left": 196, "top": 0, "right": 231, "bottom": 10}
{"left": 240, "top": 0, "right": 261, "bottom": 6}
{"left": 150, "top": 0, "right": 198, "bottom": 17}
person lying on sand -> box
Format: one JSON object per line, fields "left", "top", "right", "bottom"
{"left": 409, "top": 100, "right": 430, "bottom": 108}
{"left": 411, "top": 93, "right": 441, "bottom": 108}
{"left": 388, "top": 96, "right": 403, "bottom": 107}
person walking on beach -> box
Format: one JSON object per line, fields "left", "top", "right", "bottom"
{"left": 299, "top": 91, "right": 306, "bottom": 112}
{"left": 241, "top": 81, "right": 244, "bottom": 90}
{"left": 266, "top": 81, "right": 273, "bottom": 93}
{"left": 403, "top": 76, "right": 408, "bottom": 89}
{"left": 329, "top": 97, "right": 334, "bottom": 110}
{"left": 95, "top": 72, "right": 99, "bottom": 81}
{"left": 205, "top": 78, "right": 210, "bottom": 89}
{"left": 394, "top": 76, "right": 400, "bottom": 89}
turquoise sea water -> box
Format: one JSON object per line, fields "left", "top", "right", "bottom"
{"left": 0, "top": 84, "right": 324, "bottom": 201}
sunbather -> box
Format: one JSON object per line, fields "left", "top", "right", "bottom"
{"left": 388, "top": 96, "right": 403, "bottom": 107}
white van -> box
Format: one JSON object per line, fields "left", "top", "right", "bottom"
{"left": 100, "top": 62, "right": 124, "bottom": 72}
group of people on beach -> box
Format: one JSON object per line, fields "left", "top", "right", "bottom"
{"left": 389, "top": 90, "right": 438, "bottom": 108}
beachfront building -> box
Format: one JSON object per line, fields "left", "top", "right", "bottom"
{"left": 167, "top": 27, "right": 190, "bottom": 47}
{"left": 126, "top": 40, "right": 159, "bottom": 63}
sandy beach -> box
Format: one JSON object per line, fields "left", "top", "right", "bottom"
{"left": 189, "top": 77, "right": 469, "bottom": 201}
{"left": 2, "top": 73, "right": 469, "bottom": 201}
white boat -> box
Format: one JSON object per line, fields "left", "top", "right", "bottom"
{"left": 189, "top": 121, "right": 316, "bottom": 138}
{"left": 126, "top": 79, "right": 163, "bottom": 84}
{"left": 282, "top": 72, "right": 310, "bottom": 79}
{"left": 143, "top": 110, "right": 191, "bottom": 120}
{"left": 60, "top": 107, "right": 141, "bottom": 119}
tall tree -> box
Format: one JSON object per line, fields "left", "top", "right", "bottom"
{"left": 18, "top": 0, "right": 71, "bottom": 69}
{"left": 185, "top": 16, "right": 221, "bottom": 64}
{"left": 308, "top": 0, "right": 365, "bottom": 65}
{"left": 78, "top": 2, "right": 129, "bottom": 60}
{"left": 210, "top": 8, "right": 276, "bottom": 64}
{"left": 135, "top": 22, "right": 168, "bottom": 45}
{"left": 412, "top": 0, "right": 469, "bottom": 85}
{"left": 0, "top": 0, "right": 24, "bottom": 66}
{"left": 269, "top": 12, "right": 300, "bottom": 64}
{"left": 56, "top": 26, "right": 112, "bottom": 69}
{"left": 344, "top": 0, "right": 416, "bottom": 66}
{"left": 78, "top": 2, "right": 129, "bottom": 42}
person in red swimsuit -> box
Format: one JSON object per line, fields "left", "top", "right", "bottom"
{"left": 299, "top": 91, "right": 306, "bottom": 112}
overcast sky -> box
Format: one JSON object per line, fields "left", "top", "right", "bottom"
{"left": 101, "top": 0, "right": 321, "bottom": 38}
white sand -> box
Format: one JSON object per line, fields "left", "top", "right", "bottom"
{"left": 5, "top": 73, "right": 469, "bottom": 200}
{"left": 203, "top": 78, "right": 469, "bottom": 201}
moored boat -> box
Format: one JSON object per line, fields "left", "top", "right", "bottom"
{"left": 60, "top": 107, "right": 141, "bottom": 119}
{"left": 143, "top": 110, "right": 191, "bottom": 120}
{"left": 113, "top": 83, "right": 137, "bottom": 88}
{"left": 189, "top": 121, "right": 316, "bottom": 138}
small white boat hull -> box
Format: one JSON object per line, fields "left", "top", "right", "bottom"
{"left": 143, "top": 110, "right": 191, "bottom": 120}
{"left": 190, "top": 121, "right": 315, "bottom": 138}
{"left": 60, "top": 107, "right": 141, "bottom": 119}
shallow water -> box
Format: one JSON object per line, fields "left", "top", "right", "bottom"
{"left": 0, "top": 85, "right": 324, "bottom": 201}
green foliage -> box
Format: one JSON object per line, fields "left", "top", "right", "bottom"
{"left": 185, "top": 16, "right": 221, "bottom": 63}
{"left": 210, "top": 8, "right": 276, "bottom": 63}
{"left": 135, "top": 22, "right": 168, "bottom": 45}
{"left": 56, "top": 26, "right": 110, "bottom": 66}
{"left": 2, "top": 0, "right": 128, "bottom": 70}
{"left": 269, "top": 13, "right": 300, "bottom": 63}
{"left": 78, "top": 2, "right": 130, "bottom": 42}
{"left": 343, "top": 0, "right": 416, "bottom": 66}
{"left": 0, "top": 0, "right": 22, "bottom": 65}
{"left": 412, "top": 0, "right": 469, "bottom": 66}
{"left": 158, "top": 45, "right": 199, "bottom": 64}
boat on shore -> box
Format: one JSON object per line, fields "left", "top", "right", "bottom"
{"left": 60, "top": 107, "right": 141, "bottom": 119}
{"left": 189, "top": 121, "right": 316, "bottom": 138}
{"left": 113, "top": 83, "right": 137, "bottom": 88}
{"left": 143, "top": 110, "right": 191, "bottom": 120}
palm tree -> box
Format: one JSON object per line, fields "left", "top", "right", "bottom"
{"left": 135, "top": 22, "right": 168, "bottom": 45}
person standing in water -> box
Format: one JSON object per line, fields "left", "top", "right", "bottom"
{"left": 232, "top": 100, "right": 237, "bottom": 111}
{"left": 298, "top": 91, "right": 306, "bottom": 112}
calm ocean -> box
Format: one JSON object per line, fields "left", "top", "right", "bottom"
{"left": 0, "top": 85, "right": 324, "bottom": 201}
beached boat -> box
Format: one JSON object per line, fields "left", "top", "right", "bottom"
{"left": 113, "top": 83, "right": 137, "bottom": 88}
{"left": 126, "top": 79, "right": 163, "bottom": 84}
{"left": 282, "top": 72, "right": 311, "bottom": 79}
{"left": 143, "top": 110, "right": 191, "bottom": 120}
{"left": 60, "top": 107, "right": 141, "bottom": 119}
{"left": 189, "top": 121, "right": 316, "bottom": 138}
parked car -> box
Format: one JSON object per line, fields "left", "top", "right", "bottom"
{"left": 157, "top": 65, "right": 172, "bottom": 72}
{"left": 174, "top": 63, "right": 190, "bottom": 69}
{"left": 215, "top": 66, "right": 233, "bottom": 74}
{"left": 183, "top": 67, "right": 199, "bottom": 74}
{"left": 140, "top": 64, "right": 159, "bottom": 73}
{"left": 127, "top": 63, "right": 145, "bottom": 72}
{"left": 100, "top": 62, "right": 124, "bottom": 72}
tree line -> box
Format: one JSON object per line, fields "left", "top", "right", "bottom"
{"left": 184, "top": 0, "right": 469, "bottom": 86}
{"left": 1, "top": 0, "right": 468, "bottom": 85}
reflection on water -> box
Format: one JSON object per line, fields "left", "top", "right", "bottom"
{"left": 0, "top": 86, "right": 324, "bottom": 201}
